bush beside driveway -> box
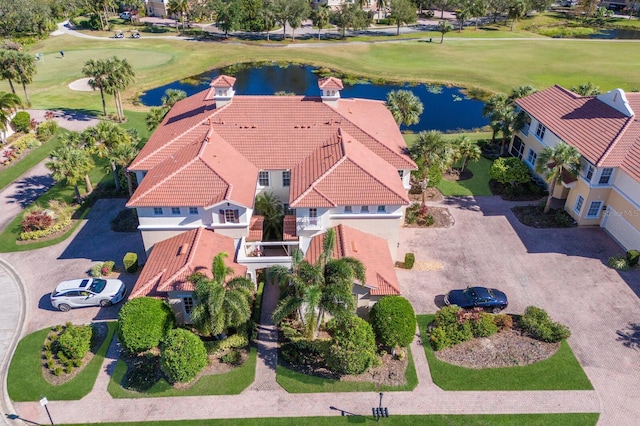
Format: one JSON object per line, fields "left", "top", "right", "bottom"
{"left": 398, "top": 195, "right": 640, "bottom": 425}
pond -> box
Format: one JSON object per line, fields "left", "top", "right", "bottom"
{"left": 140, "top": 63, "right": 489, "bottom": 133}
{"left": 586, "top": 28, "right": 640, "bottom": 39}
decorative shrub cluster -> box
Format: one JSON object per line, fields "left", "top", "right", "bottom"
{"left": 58, "top": 323, "right": 93, "bottom": 360}
{"left": 369, "top": 296, "right": 416, "bottom": 349}
{"left": 110, "top": 208, "right": 139, "bottom": 232}
{"left": 21, "top": 210, "right": 52, "bottom": 232}
{"left": 43, "top": 323, "right": 93, "bottom": 376}
{"left": 19, "top": 217, "right": 71, "bottom": 240}
{"left": 279, "top": 323, "right": 329, "bottom": 367}
{"left": 11, "top": 111, "right": 31, "bottom": 133}
{"left": 123, "top": 252, "right": 138, "bottom": 273}
{"left": 160, "top": 328, "right": 208, "bottom": 383}
{"left": 325, "top": 315, "right": 379, "bottom": 375}
{"left": 90, "top": 260, "right": 116, "bottom": 277}
{"left": 490, "top": 157, "right": 531, "bottom": 187}
{"left": 429, "top": 306, "right": 506, "bottom": 351}
{"left": 405, "top": 203, "right": 435, "bottom": 226}
{"left": 519, "top": 306, "right": 570, "bottom": 343}
{"left": 220, "top": 350, "right": 241, "bottom": 365}
{"left": 628, "top": 250, "right": 640, "bottom": 267}
{"left": 36, "top": 119, "right": 58, "bottom": 141}
{"left": 203, "top": 333, "right": 248, "bottom": 355}
{"left": 608, "top": 255, "right": 629, "bottom": 270}
{"left": 117, "top": 297, "right": 175, "bottom": 354}
{"left": 404, "top": 252, "right": 415, "bottom": 269}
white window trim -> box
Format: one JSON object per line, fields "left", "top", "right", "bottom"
{"left": 282, "top": 170, "right": 290, "bottom": 187}
{"left": 258, "top": 171, "right": 270, "bottom": 187}
{"left": 535, "top": 123, "right": 546, "bottom": 141}
{"left": 171, "top": 207, "right": 181, "bottom": 215}
{"left": 189, "top": 207, "right": 198, "bottom": 215}
{"left": 153, "top": 207, "right": 163, "bottom": 216}
{"left": 586, "top": 200, "right": 603, "bottom": 218}
{"left": 574, "top": 194, "right": 584, "bottom": 214}
{"left": 598, "top": 168, "right": 613, "bottom": 185}
{"left": 526, "top": 148, "right": 537, "bottom": 167}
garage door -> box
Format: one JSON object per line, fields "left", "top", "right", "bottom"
{"left": 602, "top": 207, "right": 640, "bottom": 251}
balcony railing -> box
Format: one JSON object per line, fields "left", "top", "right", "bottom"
{"left": 297, "top": 216, "right": 321, "bottom": 231}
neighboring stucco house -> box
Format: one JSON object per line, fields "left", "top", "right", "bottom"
{"left": 144, "top": 0, "right": 168, "bottom": 18}
{"left": 127, "top": 75, "right": 416, "bottom": 321}
{"left": 510, "top": 85, "right": 640, "bottom": 251}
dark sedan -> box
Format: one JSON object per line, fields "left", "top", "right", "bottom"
{"left": 444, "top": 286, "right": 508, "bottom": 313}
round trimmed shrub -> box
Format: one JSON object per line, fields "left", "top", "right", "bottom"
{"left": 160, "top": 328, "right": 207, "bottom": 383}
{"left": 490, "top": 157, "right": 530, "bottom": 186}
{"left": 11, "top": 111, "right": 31, "bottom": 133}
{"left": 58, "top": 324, "right": 93, "bottom": 360}
{"left": 326, "top": 315, "right": 378, "bottom": 375}
{"left": 369, "top": 296, "right": 416, "bottom": 349}
{"left": 117, "top": 297, "right": 175, "bottom": 354}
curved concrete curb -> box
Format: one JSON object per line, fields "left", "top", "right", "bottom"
{"left": 0, "top": 258, "right": 27, "bottom": 426}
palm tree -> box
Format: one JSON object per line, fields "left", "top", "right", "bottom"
{"left": 167, "top": 0, "right": 190, "bottom": 33}
{"left": 409, "top": 130, "right": 453, "bottom": 206}
{"left": 311, "top": 4, "right": 331, "bottom": 40}
{"left": 111, "top": 137, "right": 140, "bottom": 196}
{"left": 82, "top": 59, "right": 110, "bottom": 117}
{"left": 0, "top": 91, "right": 22, "bottom": 142}
{"left": 146, "top": 107, "right": 168, "bottom": 131}
{"left": 386, "top": 90, "right": 424, "bottom": 128}
{"left": 483, "top": 93, "right": 515, "bottom": 154}
{"left": 104, "top": 57, "right": 135, "bottom": 122}
{"left": 190, "top": 252, "right": 254, "bottom": 337}
{"left": 14, "top": 52, "right": 36, "bottom": 105}
{"left": 58, "top": 131, "right": 95, "bottom": 194}
{"left": 571, "top": 82, "right": 600, "bottom": 96}
{"left": 438, "top": 20, "right": 453, "bottom": 43}
{"left": 535, "top": 142, "right": 581, "bottom": 214}
{"left": 255, "top": 192, "right": 284, "bottom": 241}
{"left": 270, "top": 229, "right": 365, "bottom": 339}
{"left": 161, "top": 88, "right": 187, "bottom": 108}
{"left": 46, "top": 143, "right": 95, "bottom": 204}
{"left": 0, "top": 50, "right": 19, "bottom": 95}
{"left": 82, "top": 121, "right": 135, "bottom": 191}
{"left": 456, "top": 136, "right": 481, "bottom": 173}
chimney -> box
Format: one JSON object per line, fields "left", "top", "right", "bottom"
{"left": 204, "top": 75, "right": 237, "bottom": 107}
{"left": 318, "top": 77, "right": 343, "bottom": 107}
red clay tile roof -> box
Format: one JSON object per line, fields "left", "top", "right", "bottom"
{"left": 318, "top": 77, "right": 344, "bottom": 90}
{"left": 283, "top": 215, "right": 298, "bottom": 241}
{"left": 247, "top": 216, "right": 264, "bottom": 242}
{"left": 131, "top": 228, "right": 246, "bottom": 298}
{"left": 127, "top": 127, "right": 258, "bottom": 208}
{"left": 210, "top": 75, "right": 237, "bottom": 88}
{"left": 130, "top": 91, "right": 415, "bottom": 173}
{"left": 304, "top": 225, "right": 401, "bottom": 296}
{"left": 516, "top": 86, "right": 638, "bottom": 177}
{"left": 289, "top": 129, "right": 410, "bottom": 208}
{"left": 129, "top": 78, "right": 415, "bottom": 211}
{"left": 610, "top": 94, "right": 640, "bottom": 181}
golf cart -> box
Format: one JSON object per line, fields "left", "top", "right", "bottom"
{"left": 113, "top": 30, "right": 124, "bottom": 39}
{"left": 130, "top": 30, "right": 141, "bottom": 39}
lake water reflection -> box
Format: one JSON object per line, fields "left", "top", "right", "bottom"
{"left": 140, "top": 64, "right": 489, "bottom": 133}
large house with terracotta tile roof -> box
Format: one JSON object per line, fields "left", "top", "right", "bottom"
{"left": 127, "top": 75, "right": 416, "bottom": 322}
{"left": 510, "top": 86, "right": 640, "bottom": 251}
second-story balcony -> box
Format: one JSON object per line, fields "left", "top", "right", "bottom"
{"left": 297, "top": 216, "right": 322, "bottom": 232}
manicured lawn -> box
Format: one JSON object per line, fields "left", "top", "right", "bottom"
{"left": 403, "top": 132, "right": 494, "bottom": 196}
{"left": 0, "top": 110, "right": 148, "bottom": 253}
{"left": 417, "top": 315, "right": 593, "bottom": 391}
{"left": 276, "top": 347, "right": 417, "bottom": 393}
{"left": 5, "top": 35, "right": 640, "bottom": 114}
{"left": 0, "top": 129, "right": 65, "bottom": 191}
{"left": 107, "top": 346, "right": 257, "bottom": 398}
{"left": 437, "top": 156, "right": 493, "bottom": 196}
{"left": 71, "top": 413, "right": 599, "bottom": 425}
{"left": 8, "top": 322, "right": 115, "bottom": 401}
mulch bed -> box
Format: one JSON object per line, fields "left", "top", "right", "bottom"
{"left": 511, "top": 205, "right": 577, "bottom": 228}
{"left": 443, "top": 168, "right": 473, "bottom": 182}
{"left": 434, "top": 328, "right": 560, "bottom": 369}
{"left": 42, "top": 322, "right": 109, "bottom": 385}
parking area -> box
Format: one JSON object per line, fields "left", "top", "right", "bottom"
{"left": 2, "top": 199, "right": 145, "bottom": 335}
{"left": 397, "top": 195, "right": 640, "bottom": 424}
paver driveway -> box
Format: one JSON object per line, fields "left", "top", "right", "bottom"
{"left": 397, "top": 196, "right": 640, "bottom": 425}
